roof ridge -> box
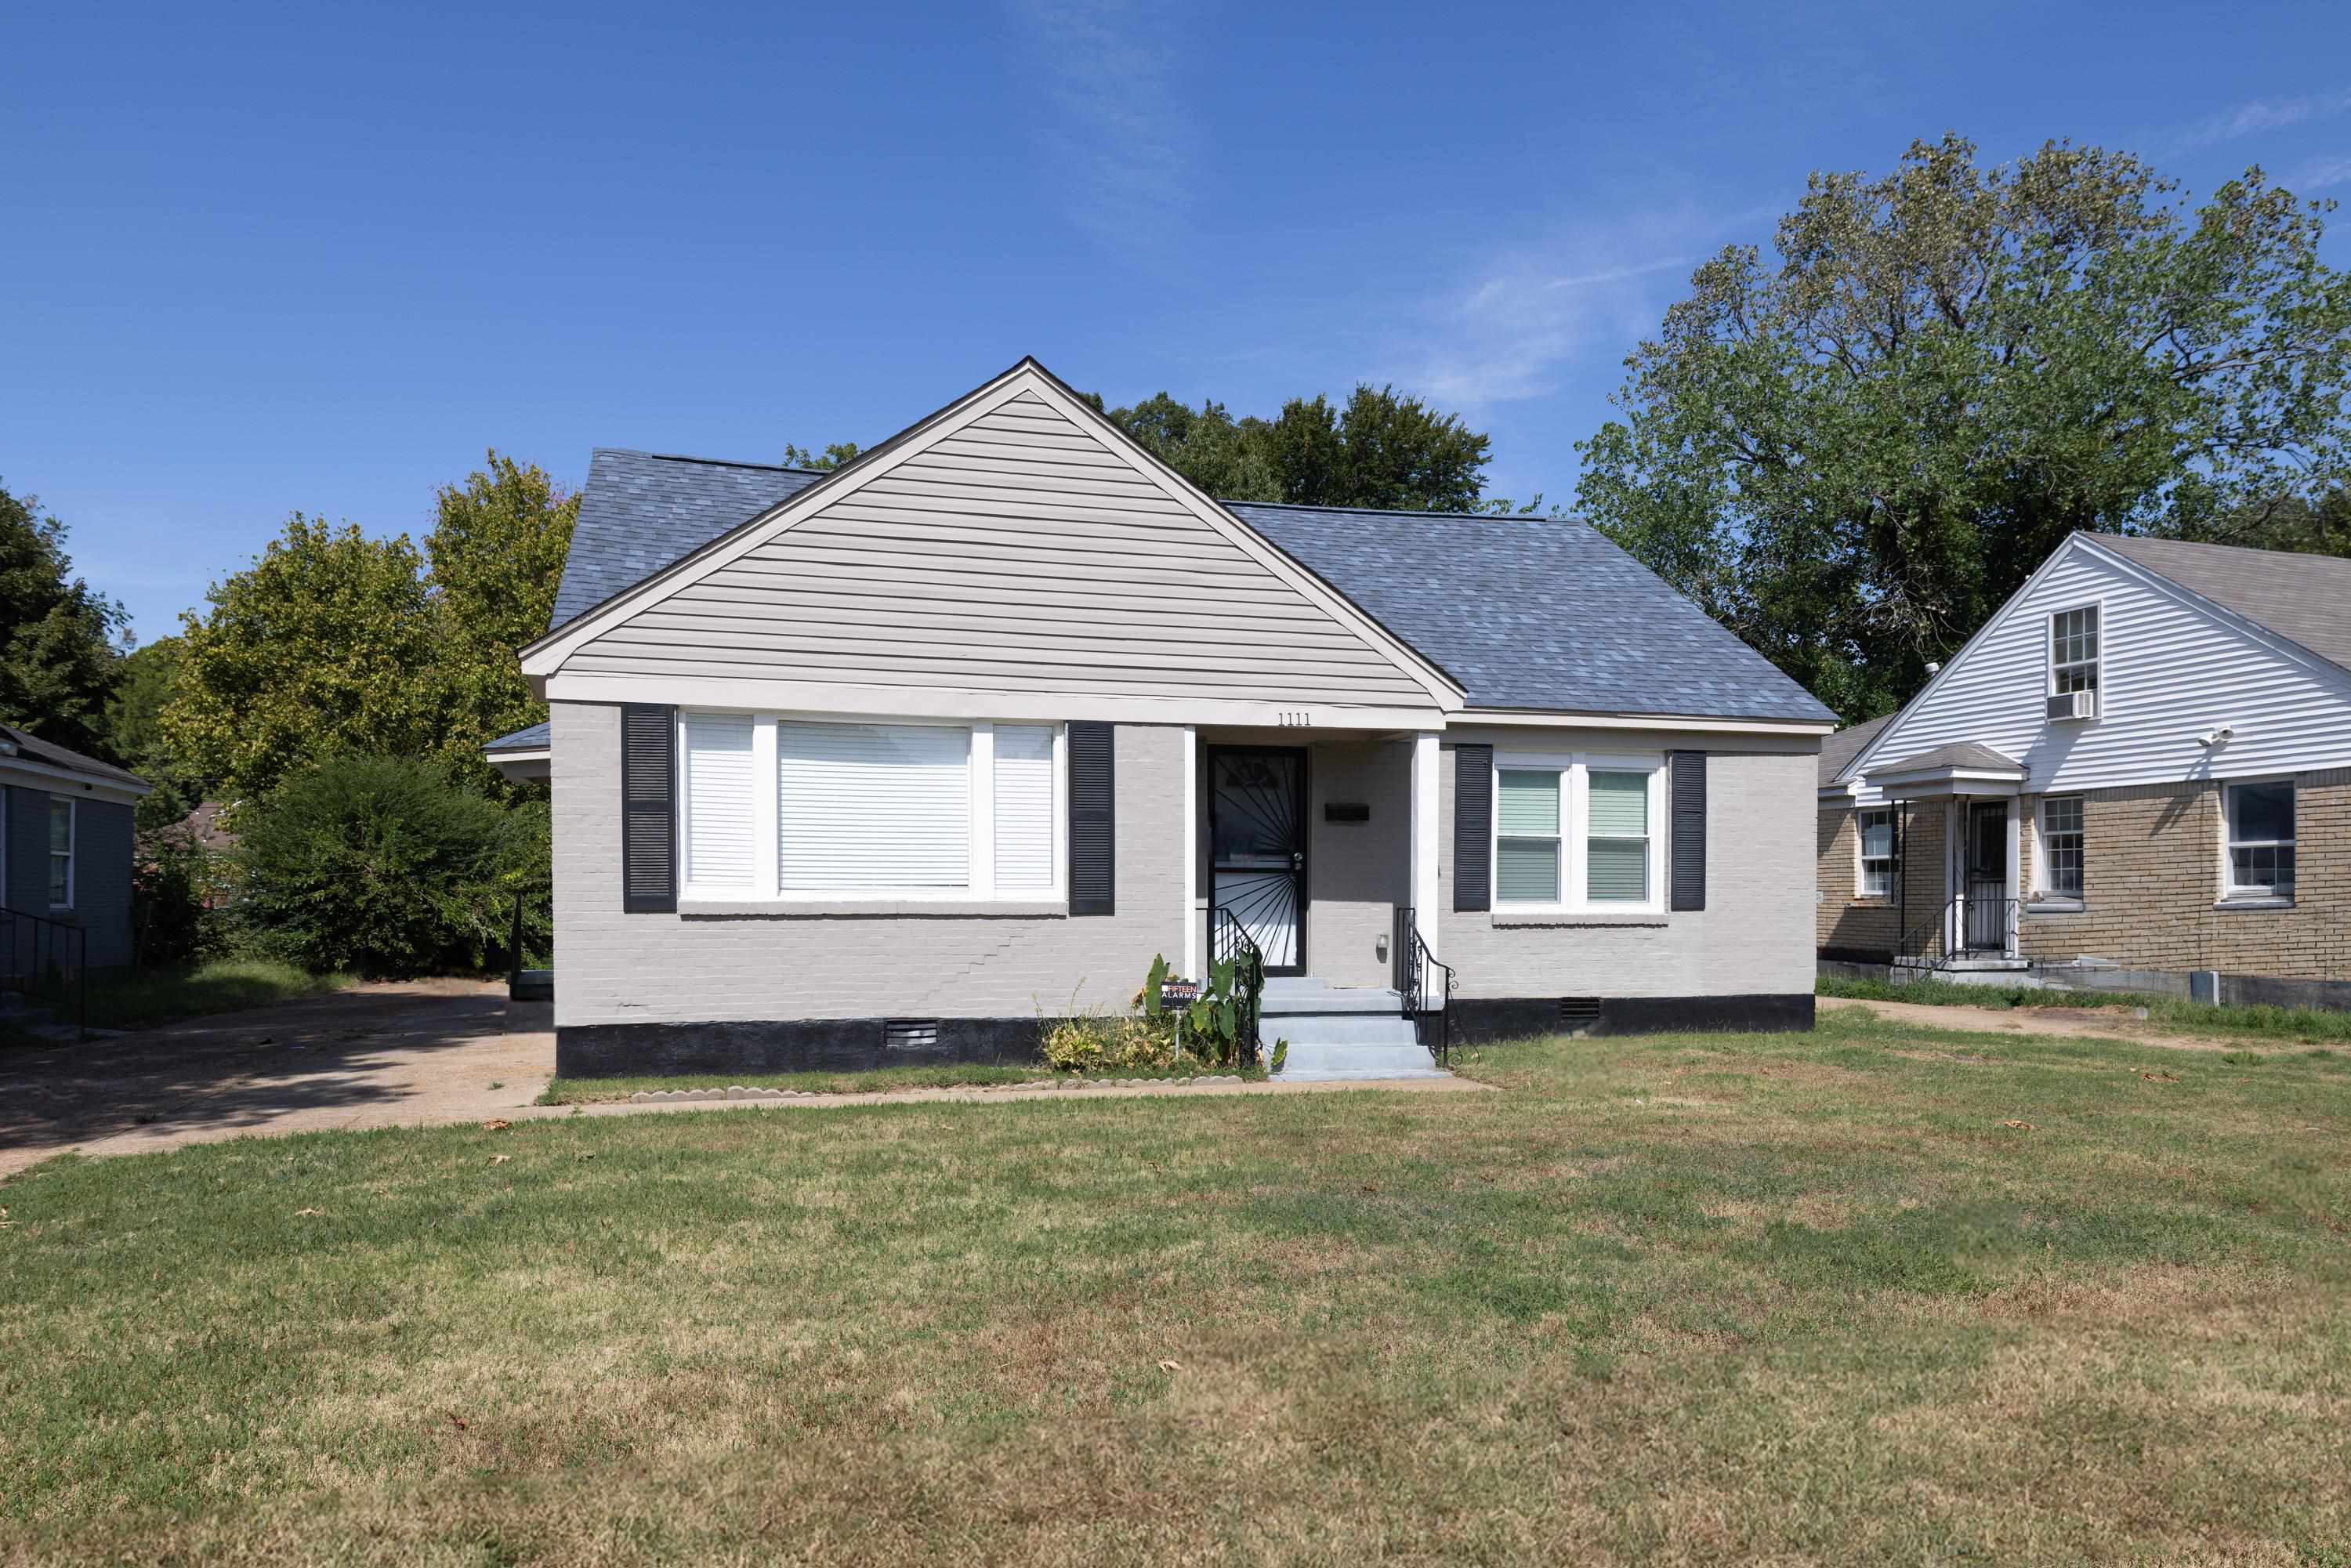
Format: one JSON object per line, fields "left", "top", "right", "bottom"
{"left": 596, "top": 447, "right": 824, "bottom": 476}
{"left": 1230, "top": 499, "right": 1593, "bottom": 523}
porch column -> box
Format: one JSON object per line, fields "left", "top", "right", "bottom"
{"left": 1182, "top": 725, "right": 1200, "bottom": 982}
{"left": 1410, "top": 731, "right": 1441, "bottom": 967}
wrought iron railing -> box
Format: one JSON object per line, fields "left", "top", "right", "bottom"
{"left": 1897, "top": 893, "right": 2020, "bottom": 965}
{"left": 1, "top": 904, "right": 88, "bottom": 1038}
{"left": 1392, "top": 905, "right": 1454, "bottom": 1065}
{"left": 1211, "top": 907, "right": 1265, "bottom": 1064}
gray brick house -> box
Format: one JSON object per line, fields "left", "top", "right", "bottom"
{"left": 491, "top": 359, "right": 1836, "bottom": 1077}
{"left": 2, "top": 725, "right": 148, "bottom": 979}
{"left": 1818, "top": 533, "right": 2351, "bottom": 1005}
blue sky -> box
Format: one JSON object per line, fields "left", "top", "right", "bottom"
{"left": 7, "top": 1, "right": 2351, "bottom": 643}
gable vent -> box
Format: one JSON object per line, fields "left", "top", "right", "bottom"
{"left": 1557, "top": 997, "right": 1601, "bottom": 1032}
{"left": 883, "top": 1019, "right": 941, "bottom": 1052}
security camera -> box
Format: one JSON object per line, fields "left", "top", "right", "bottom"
{"left": 2196, "top": 726, "right": 2233, "bottom": 748}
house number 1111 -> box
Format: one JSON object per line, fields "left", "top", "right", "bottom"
{"left": 1276, "top": 712, "right": 1314, "bottom": 728}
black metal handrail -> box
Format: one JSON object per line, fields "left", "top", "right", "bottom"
{"left": 1897, "top": 893, "right": 2020, "bottom": 965}
{"left": 1211, "top": 907, "right": 1265, "bottom": 1064}
{"left": 1, "top": 904, "right": 88, "bottom": 1038}
{"left": 1393, "top": 905, "right": 1454, "bottom": 1065}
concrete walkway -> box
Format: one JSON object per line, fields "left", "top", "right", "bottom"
{"left": 0, "top": 986, "right": 1482, "bottom": 1175}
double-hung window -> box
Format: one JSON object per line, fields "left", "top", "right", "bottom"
{"left": 2224, "top": 780, "right": 2295, "bottom": 900}
{"left": 48, "top": 798, "right": 74, "bottom": 908}
{"left": 1857, "top": 807, "right": 1893, "bottom": 898}
{"left": 1493, "top": 753, "right": 1664, "bottom": 911}
{"left": 678, "top": 714, "right": 1061, "bottom": 900}
{"left": 2038, "top": 796, "right": 2083, "bottom": 900}
{"left": 2051, "top": 606, "right": 2100, "bottom": 697}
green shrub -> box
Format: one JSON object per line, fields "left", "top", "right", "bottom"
{"left": 132, "top": 829, "right": 226, "bottom": 967}
{"left": 235, "top": 755, "right": 545, "bottom": 976}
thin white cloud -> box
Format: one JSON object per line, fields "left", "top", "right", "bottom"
{"left": 2289, "top": 153, "right": 2351, "bottom": 191}
{"left": 2172, "top": 87, "right": 2351, "bottom": 150}
{"left": 1398, "top": 205, "right": 1771, "bottom": 413}
{"left": 1007, "top": 0, "right": 1190, "bottom": 254}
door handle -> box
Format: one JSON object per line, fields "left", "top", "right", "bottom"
{"left": 1291, "top": 852, "right": 1303, "bottom": 870}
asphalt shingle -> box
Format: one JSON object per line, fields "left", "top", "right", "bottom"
{"left": 2093, "top": 533, "right": 2351, "bottom": 679}
{"left": 542, "top": 451, "right": 1835, "bottom": 724}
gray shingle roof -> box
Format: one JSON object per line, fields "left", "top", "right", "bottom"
{"left": 1818, "top": 712, "right": 1898, "bottom": 788}
{"left": 551, "top": 451, "right": 827, "bottom": 629}
{"left": 2094, "top": 534, "right": 2351, "bottom": 678}
{"left": 1871, "top": 741, "right": 2023, "bottom": 777}
{"left": 542, "top": 451, "right": 1835, "bottom": 724}
{"left": 484, "top": 722, "right": 550, "bottom": 752}
{"left": 0, "top": 723, "right": 147, "bottom": 790}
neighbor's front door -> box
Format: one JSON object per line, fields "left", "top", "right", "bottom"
{"left": 1208, "top": 747, "right": 1306, "bottom": 974}
{"left": 1962, "top": 800, "right": 2010, "bottom": 954}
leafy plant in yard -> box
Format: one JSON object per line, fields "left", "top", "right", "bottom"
{"left": 235, "top": 755, "right": 545, "bottom": 976}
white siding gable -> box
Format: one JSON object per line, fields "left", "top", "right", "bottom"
{"left": 1849, "top": 536, "right": 2351, "bottom": 802}
{"left": 545, "top": 375, "right": 1454, "bottom": 724}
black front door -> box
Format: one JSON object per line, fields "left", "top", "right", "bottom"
{"left": 1962, "top": 800, "right": 2009, "bottom": 953}
{"left": 1208, "top": 748, "right": 1307, "bottom": 974}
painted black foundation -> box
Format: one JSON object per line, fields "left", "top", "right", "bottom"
{"left": 1445, "top": 992, "right": 1815, "bottom": 1045}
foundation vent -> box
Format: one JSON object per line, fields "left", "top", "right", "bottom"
{"left": 883, "top": 1019, "right": 941, "bottom": 1052}
{"left": 1557, "top": 998, "right": 1602, "bottom": 1031}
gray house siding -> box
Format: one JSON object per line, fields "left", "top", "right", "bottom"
{"left": 550, "top": 700, "right": 1186, "bottom": 1068}
{"left": 564, "top": 393, "right": 1432, "bottom": 708}
{"left": 1436, "top": 735, "right": 1816, "bottom": 1037}
{"left": 2, "top": 786, "right": 136, "bottom": 970}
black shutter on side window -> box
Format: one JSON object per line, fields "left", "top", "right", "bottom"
{"left": 621, "top": 704, "right": 678, "bottom": 913}
{"left": 1067, "top": 722, "right": 1115, "bottom": 916}
{"left": 1669, "top": 751, "right": 1707, "bottom": 912}
{"left": 1453, "top": 744, "right": 1492, "bottom": 913}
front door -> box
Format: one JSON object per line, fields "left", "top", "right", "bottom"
{"left": 1962, "top": 800, "right": 2010, "bottom": 954}
{"left": 1208, "top": 747, "right": 1307, "bottom": 974}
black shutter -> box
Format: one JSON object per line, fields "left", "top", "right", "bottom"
{"left": 621, "top": 704, "right": 677, "bottom": 913}
{"left": 1453, "top": 744, "right": 1492, "bottom": 913}
{"left": 1068, "top": 721, "right": 1114, "bottom": 916}
{"left": 1669, "top": 750, "right": 1707, "bottom": 911}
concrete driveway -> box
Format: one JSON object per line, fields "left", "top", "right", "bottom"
{"left": 0, "top": 980, "right": 553, "bottom": 1177}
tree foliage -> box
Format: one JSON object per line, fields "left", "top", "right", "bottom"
{"left": 163, "top": 452, "right": 574, "bottom": 801}
{"left": 104, "top": 636, "right": 199, "bottom": 830}
{"left": 783, "top": 441, "right": 864, "bottom": 471}
{"left": 0, "top": 481, "right": 126, "bottom": 759}
{"left": 1100, "top": 385, "right": 1493, "bottom": 511}
{"left": 423, "top": 452, "right": 577, "bottom": 791}
{"left": 234, "top": 753, "right": 545, "bottom": 977}
{"left": 164, "top": 516, "right": 442, "bottom": 799}
{"left": 1576, "top": 134, "right": 2351, "bottom": 720}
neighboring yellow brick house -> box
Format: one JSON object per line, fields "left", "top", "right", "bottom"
{"left": 1817, "top": 534, "right": 2351, "bottom": 1004}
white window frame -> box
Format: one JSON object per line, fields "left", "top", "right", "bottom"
{"left": 1854, "top": 806, "right": 1893, "bottom": 900}
{"left": 1491, "top": 750, "right": 1665, "bottom": 914}
{"left": 48, "top": 796, "right": 75, "bottom": 911}
{"left": 677, "top": 711, "right": 1066, "bottom": 905}
{"left": 2047, "top": 602, "right": 2103, "bottom": 702}
{"left": 2036, "top": 795, "right": 2084, "bottom": 902}
{"left": 2220, "top": 777, "right": 2295, "bottom": 903}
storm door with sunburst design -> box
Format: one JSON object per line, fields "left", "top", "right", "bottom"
{"left": 1208, "top": 748, "right": 1306, "bottom": 973}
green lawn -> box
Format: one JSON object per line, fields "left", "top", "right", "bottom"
{"left": 3, "top": 1007, "right": 2348, "bottom": 1565}
{"left": 1819, "top": 972, "right": 2351, "bottom": 1045}
{"left": 543, "top": 1060, "right": 1268, "bottom": 1103}
{"left": 63, "top": 958, "right": 346, "bottom": 1032}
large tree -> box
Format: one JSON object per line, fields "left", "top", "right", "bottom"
{"left": 1103, "top": 385, "right": 1493, "bottom": 511}
{"left": 0, "top": 481, "right": 125, "bottom": 758}
{"left": 103, "top": 636, "right": 198, "bottom": 830}
{"left": 425, "top": 452, "right": 577, "bottom": 792}
{"left": 164, "top": 516, "right": 442, "bottom": 799}
{"left": 1576, "top": 134, "right": 2351, "bottom": 720}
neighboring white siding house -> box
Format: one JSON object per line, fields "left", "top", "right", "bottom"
{"left": 503, "top": 358, "right": 1838, "bottom": 1076}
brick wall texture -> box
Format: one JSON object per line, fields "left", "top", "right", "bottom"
{"left": 1817, "top": 769, "right": 2350, "bottom": 980}
{"left": 1816, "top": 802, "right": 1945, "bottom": 959}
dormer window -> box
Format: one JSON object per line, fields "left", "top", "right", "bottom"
{"left": 2051, "top": 606, "right": 2099, "bottom": 697}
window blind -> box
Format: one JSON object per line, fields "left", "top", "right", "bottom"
{"left": 780, "top": 722, "right": 970, "bottom": 890}
{"left": 1587, "top": 770, "right": 1649, "bottom": 902}
{"left": 1496, "top": 769, "right": 1561, "bottom": 904}
{"left": 993, "top": 725, "right": 1056, "bottom": 892}
{"left": 683, "top": 712, "right": 757, "bottom": 888}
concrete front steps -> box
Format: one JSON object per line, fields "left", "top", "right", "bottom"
{"left": 1260, "top": 978, "right": 1451, "bottom": 1082}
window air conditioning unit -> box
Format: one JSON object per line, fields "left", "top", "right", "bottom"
{"left": 2047, "top": 690, "right": 2097, "bottom": 722}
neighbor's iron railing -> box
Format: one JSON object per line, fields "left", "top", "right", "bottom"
{"left": 1897, "top": 893, "right": 2020, "bottom": 965}
{"left": 1, "top": 904, "right": 87, "bottom": 1038}
{"left": 1393, "top": 905, "right": 1454, "bottom": 1065}
{"left": 1211, "top": 907, "right": 1265, "bottom": 1064}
